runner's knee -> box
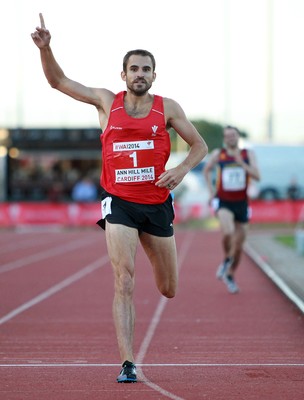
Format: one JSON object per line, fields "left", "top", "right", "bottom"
{"left": 114, "top": 270, "right": 135, "bottom": 297}
{"left": 158, "top": 282, "right": 177, "bottom": 298}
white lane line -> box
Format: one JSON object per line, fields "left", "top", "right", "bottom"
{"left": 0, "top": 363, "right": 303, "bottom": 367}
{"left": 244, "top": 242, "right": 304, "bottom": 313}
{"left": 136, "top": 231, "right": 195, "bottom": 400}
{"left": 0, "top": 235, "right": 100, "bottom": 274}
{"left": 0, "top": 255, "right": 109, "bottom": 325}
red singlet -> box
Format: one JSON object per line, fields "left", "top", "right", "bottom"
{"left": 216, "top": 148, "right": 250, "bottom": 201}
{"left": 100, "top": 91, "right": 171, "bottom": 204}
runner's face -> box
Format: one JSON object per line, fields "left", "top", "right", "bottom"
{"left": 223, "top": 128, "right": 239, "bottom": 149}
{"left": 122, "top": 55, "right": 156, "bottom": 96}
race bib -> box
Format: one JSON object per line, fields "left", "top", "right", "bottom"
{"left": 113, "top": 140, "right": 155, "bottom": 183}
{"left": 222, "top": 166, "right": 246, "bottom": 191}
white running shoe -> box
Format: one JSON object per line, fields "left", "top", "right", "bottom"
{"left": 223, "top": 274, "right": 239, "bottom": 294}
{"left": 216, "top": 257, "right": 233, "bottom": 280}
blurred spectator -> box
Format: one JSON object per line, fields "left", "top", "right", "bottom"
{"left": 71, "top": 176, "right": 98, "bottom": 202}
{"left": 48, "top": 181, "right": 65, "bottom": 202}
{"left": 287, "top": 177, "right": 300, "bottom": 200}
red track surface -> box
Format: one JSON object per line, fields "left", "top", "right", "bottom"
{"left": 0, "top": 227, "right": 303, "bottom": 399}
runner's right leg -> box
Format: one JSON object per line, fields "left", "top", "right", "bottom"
{"left": 105, "top": 222, "right": 139, "bottom": 365}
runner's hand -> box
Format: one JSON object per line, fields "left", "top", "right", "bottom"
{"left": 156, "top": 166, "right": 187, "bottom": 190}
{"left": 31, "top": 13, "right": 51, "bottom": 48}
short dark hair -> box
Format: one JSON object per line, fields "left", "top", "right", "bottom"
{"left": 123, "top": 49, "right": 156, "bottom": 73}
{"left": 224, "top": 125, "right": 240, "bottom": 135}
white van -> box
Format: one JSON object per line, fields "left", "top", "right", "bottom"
{"left": 248, "top": 144, "right": 304, "bottom": 200}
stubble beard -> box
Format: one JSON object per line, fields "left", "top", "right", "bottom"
{"left": 127, "top": 81, "right": 152, "bottom": 96}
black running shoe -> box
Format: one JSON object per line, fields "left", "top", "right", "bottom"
{"left": 117, "top": 360, "right": 137, "bottom": 383}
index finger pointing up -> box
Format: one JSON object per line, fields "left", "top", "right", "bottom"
{"left": 39, "top": 13, "right": 45, "bottom": 29}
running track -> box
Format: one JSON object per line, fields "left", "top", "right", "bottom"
{"left": 0, "top": 227, "right": 303, "bottom": 399}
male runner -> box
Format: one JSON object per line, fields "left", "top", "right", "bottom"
{"left": 203, "top": 126, "right": 260, "bottom": 293}
{"left": 31, "top": 14, "right": 208, "bottom": 382}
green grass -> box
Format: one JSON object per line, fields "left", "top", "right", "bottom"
{"left": 176, "top": 218, "right": 298, "bottom": 251}
{"left": 175, "top": 217, "right": 219, "bottom": 230}
{"left": 275, "top": 235, "right": 296, "bottom": 249}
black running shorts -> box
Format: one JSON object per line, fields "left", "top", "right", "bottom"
{"left": 97, "top": 190, "right": 175, "bottom": 237}
{"left": 213, "top": 198, "right": 250, "bottom": 223}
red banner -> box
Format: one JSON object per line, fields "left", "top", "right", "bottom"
{"left": 0, "top": 200, "right": 303, "bottom": 227}
{"left": 250, "top": 200, "right": 304, "bottom": 223}
{"left": 0, "top": 203, "right": 100, "bottom": 227}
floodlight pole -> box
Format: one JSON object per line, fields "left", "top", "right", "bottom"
{"left": 266, "top": 0, "right": 274, "bottom": 142}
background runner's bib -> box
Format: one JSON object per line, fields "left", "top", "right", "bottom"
{"left": 216, "top": 148, "right": 249, "bottom": 201}
{"left": 100, "top": 91, "right": 171, "bottom": 204}
{"left": 222, "top": 165, "right": 246, "bottom": 191}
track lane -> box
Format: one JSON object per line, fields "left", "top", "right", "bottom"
{"left": 0, "top": 228, "right": 303, "bottom": 399}
{"left": 0, "top": 230, "right": 104, "bottom": 315}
